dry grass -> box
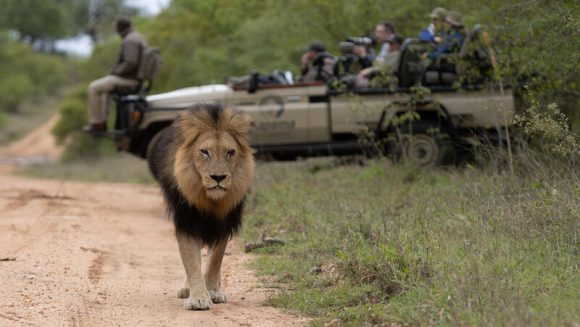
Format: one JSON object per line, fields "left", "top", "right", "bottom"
{"left": 16, "top": 153, "right": 155, "bottom": 184}
{"left": 0, "top": 94, "right": 61, "bottom": 145}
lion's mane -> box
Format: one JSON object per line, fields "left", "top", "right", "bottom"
{"left": 148, "top": 103, "right": 254, "bottom": 246}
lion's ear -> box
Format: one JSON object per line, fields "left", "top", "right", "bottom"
{"left": 227, "top": 111, "right": 254, "bottom": 154}
{"left": 175, "top": 112, "right": 202, "bottom": 145}
{"left": 226, "top": 111, "right": 251, "bottom": 137}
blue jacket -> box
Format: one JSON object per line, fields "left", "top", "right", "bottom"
{"left": 428, "top": 28, "right": 465, "bottom": 60}
{"left": 419, "top": 25, "right": 436, "bottom": 44}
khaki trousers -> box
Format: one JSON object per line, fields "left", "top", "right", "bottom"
{"left": 87, "top": 75, "right": 139, "bottom": 124}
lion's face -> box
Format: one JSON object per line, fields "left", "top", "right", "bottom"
{"left": 171, "top": 106, "right": 254, "bottom": 217}
{"left": 191, "top": 131, "right": 240, "bottom": 200}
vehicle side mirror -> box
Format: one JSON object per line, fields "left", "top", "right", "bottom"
{"left": 248, "top": 71, "right": 259, "bottom": 93}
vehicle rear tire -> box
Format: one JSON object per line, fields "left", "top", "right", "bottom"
{"left": 387, "top": 121, "right": 456, "bottom": 167}
{"left": 404, "top": 133, "right": 455, "bottom": 167}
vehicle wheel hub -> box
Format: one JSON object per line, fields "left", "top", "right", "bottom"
{"left": 407, "top": 134, "right": 439, "bottom": 167}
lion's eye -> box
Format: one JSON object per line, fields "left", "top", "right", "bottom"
{"left": 226, "top": 149, "right": 236, "bottom": 158}
{"left": 200, "top": 149, "right": 209, "bottom": 157}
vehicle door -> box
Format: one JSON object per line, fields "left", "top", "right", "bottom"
{"left": 304, "top": 84, "right": 331, "bottom": 143}
{"left": 226, "top": 85, "right": 312, "bottom": 146}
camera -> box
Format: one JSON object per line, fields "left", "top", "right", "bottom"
{"left": 346, "top": 36, "right": 375, "bottom": 47}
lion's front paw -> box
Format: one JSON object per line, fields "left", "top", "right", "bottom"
{"left": 177, "top": 287, "right": 189, "bottom": 299}
{"left": 183, "top": 297, "right": 213, "bottom": 310}
{"left": 184, "top": 295, "right": 212, "bottom": 310}
{"left": 209, "top": 290, "right": 228, "bottom": 303}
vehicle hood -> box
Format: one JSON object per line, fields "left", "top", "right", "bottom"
{"left": 146, "top": 84, "right": 233, "bottom": 109}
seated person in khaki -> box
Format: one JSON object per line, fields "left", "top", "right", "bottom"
{"left": 298, "top": 42, "right": 336, "bottom": 83}
{"left": 84, "top": 17, "right": 147, "bottom": 133}
{"left": 356, "top": 34, "right": 403, "bottom": 87}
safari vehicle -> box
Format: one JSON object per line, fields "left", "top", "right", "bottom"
{"left": 111, "top": 29, "right": 515, "bottom": 167}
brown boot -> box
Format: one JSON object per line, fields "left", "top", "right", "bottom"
{"left": 82, "top": 122, "right": 107, "bottom": 133}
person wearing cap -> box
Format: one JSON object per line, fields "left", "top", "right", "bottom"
{"left": 84, "top": 17, "right": 147, "bottom": 133}
{"left": 426, "top": 10, "right": 466, "bottom": 61}
{"left": 419, "top": 7, "right": 448, "bottom": 45}
{"left": 298, "top": 42, "right": 336, "bottom": 83}
{"left": 356, "top": 34, "right": 403, "bottom": 87}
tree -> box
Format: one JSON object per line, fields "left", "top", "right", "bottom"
{"left": 0, "top": 0, "right": 74, "bottom": 50}
{"left": 77, "top": 0, "right": 139, "bottom": 44}
{"left": 0, "top": 0, "right": 138, "bottom": 49}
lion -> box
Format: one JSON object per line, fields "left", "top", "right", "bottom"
{"left": 148, "top": 103, "right": 255, "bottom": 310}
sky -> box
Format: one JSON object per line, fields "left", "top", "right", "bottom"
{"left": 55, "top": 0, "right": 171, "bottom": 57}
{"left": 126, "top": 0, "right": 170, "bottom": 16}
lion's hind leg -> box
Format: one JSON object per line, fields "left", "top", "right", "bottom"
{"left": 176, "top": 278, "right": 189, "bottom": 299}
{"left": 176, "top": 233, "right": 212, "bottom": 310}
{"left": 204, "top": 238, "right": 228, "bottom": 303}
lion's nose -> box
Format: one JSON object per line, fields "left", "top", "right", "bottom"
{"left": 210, "top": 175, "right": 227, "bottom": 183}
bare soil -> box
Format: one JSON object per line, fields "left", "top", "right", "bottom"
{"left": 0, "top": 116, "right": 308, "bottom": 326}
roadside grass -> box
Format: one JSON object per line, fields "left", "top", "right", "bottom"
{"left": 0, "top": 92, "right": 62, "bottom": 145}
{"left": 243, "top": 156, "right": 579, "bottom": 326}
{"left": 16, "top": 153, "right": 155, "bottom": 185}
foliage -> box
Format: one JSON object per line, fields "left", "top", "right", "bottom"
{"left": 244, "top": 158, "right": 579, "bottom": 326}
{"left": 484, "top": 0, "right": 580, "bottom": 126}
{"left": 0, "top": 88, "right": 64, "bottom": 145}
{"left": 515, "top": 95, "right": 579, "bottom": 157}
{"left": 52, "top": 86, "right": 88, "bottom": 142}
{"left": 73, "top": 0, "right": 139, "bottom": 43}
{"left": 0, "top": 0, "right": 74, "bottom": 44}
{"left": 0, "top": 74, "right": 33, "bottom": 113}
{"left": 59, "top": 132, "right": 119, "bottom": 162}
{"left": 0, "top": 0, "right": 137, "bottom": 49}
{"left": 0, "top": 32, "right": 68, "bottom": 114}
{"left": 52, "top": 85, "right": 116, "bottom": 162}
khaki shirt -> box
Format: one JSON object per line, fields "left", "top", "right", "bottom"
{"left": 377, "top": 49, "right": 401, "bottom": 74}
{"left": 111, "top": 30, "right": 147, "bottom": 79}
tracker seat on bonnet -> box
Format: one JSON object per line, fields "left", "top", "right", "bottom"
{"left": 113, "top": 46, "right": 162, "bottom": 96}
{"left": 112, "top": 46, "right": 162, "bottom": 131}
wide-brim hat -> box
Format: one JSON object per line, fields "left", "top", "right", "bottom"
{"left": 429, "top": 7, "right": 447, "bottom": 21}
{"left": 445, "top": 11, "right": 463, "bottom": 27}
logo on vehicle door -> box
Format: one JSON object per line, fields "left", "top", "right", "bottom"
{"left": 259, "top": 95, "right": 285, "bottom": 118}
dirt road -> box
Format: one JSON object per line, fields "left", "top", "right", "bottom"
{"left": 0, "top": 117, "right": 307, "bottom": 326}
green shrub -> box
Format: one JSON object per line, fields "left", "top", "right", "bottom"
{"left": 52, "top": 86, "right": 87, "bottom": 142}
{"left": 0, "top": 73, "right": 33, "bottom": 112}
{"left": 26, "top": 54, "right": 68, "bottom": 94}
{"left": 52, "top": 85, "right": 118, "bottom": 162}
{"left": 515, "top": 97, "right": 579, "bottom": 157}
{"left": 0, "top": 32, "right": 69, "bottom": 113}
{"left": 60, "top": 132, "right": 117, "bottom": 162}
